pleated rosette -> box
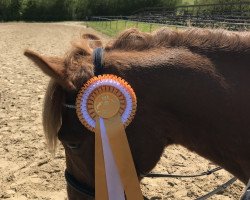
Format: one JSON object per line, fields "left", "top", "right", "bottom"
{"left": 76, "top": 74, "right": 143, "bottom": 200}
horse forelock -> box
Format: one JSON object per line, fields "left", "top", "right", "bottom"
{"left": 43, "top": 80, "right": 64, "bottom": 153}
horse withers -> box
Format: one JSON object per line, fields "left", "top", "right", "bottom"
{"left": 24, "top": 28, "right": 250, "bottom": 199}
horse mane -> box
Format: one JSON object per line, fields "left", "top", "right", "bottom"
{"left": 106, "top": 28, "right": 250, "bottom": 55}
{"left": 44, "top": 27, "right": 250, "bottom": 153}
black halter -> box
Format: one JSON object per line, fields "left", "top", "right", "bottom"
{"left": 65, "top": 170, "right": 95, "bottom": 198}
{"left": 93, "top": 47, "right": 104, "bottom": 76}
{"left": 64, "top": 48, "right": 103, "bottom": 199}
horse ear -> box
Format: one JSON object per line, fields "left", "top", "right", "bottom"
{"left": 82, "top": 33, "right": 103, "bottom": 49}
{"left": 24, "top": 50, "right": 75, "bottom": 90}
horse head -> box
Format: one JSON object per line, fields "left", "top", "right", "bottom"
{"left": 24, "top": 28, "right": 250, "bottom": 199}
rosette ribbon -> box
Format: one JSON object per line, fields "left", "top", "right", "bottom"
{"left": 76, "top": 74, "right": 143, "bottom": 200}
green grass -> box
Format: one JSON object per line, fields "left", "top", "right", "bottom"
{"left": 85, "top": 20, "right": 179, "bottom": 37}
{"left": 181, "top": 0, "right": 195, "bottom": 5}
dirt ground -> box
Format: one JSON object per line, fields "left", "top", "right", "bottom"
{"left": 0, "top": 22, "right": 245, "bottom": 200}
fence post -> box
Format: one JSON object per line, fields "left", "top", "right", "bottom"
{"left": 150, "top": 23, "right": 153, "bottom": 33}
{"left": 110, "top": 20, "right": 112, "bottom": 29}
{"left": 125, "top": 20, "right": 127, "bottom": 29}
{"left": 116, "top": 20, "right": 118, "bottom": 30}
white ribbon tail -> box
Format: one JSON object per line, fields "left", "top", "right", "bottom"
{"left": 99, "top": 118, "right": 125, "bottom": 200}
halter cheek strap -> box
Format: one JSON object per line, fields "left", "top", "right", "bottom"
{"left": 93, "top": 47, "right": 104, "bottom": 76}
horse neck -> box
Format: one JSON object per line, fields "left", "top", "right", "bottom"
{"left": 103, "top": 48, "right": 229, "bottom": 116}
{"left": 103, "top": 48, "right": 250, "bottom": 183}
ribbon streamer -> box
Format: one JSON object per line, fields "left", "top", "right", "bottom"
{"left": 95, "top": 118, "right": 109, "bottom": 200}
{"left": 99, "top": 118, "right": 125, "bottom": 200}
{"left": 103, "top": 114, "right": 143, "bottom": 200}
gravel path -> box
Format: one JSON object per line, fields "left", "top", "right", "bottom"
{"left": 0, "top": 22, "right": 244, "bottom": 200}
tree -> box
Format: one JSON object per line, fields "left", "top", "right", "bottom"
{"left": 0, "top": 0, "right": 21, "bottom": 21}
{"left": 22, "top": 0, "right": 39, "bottom": 21}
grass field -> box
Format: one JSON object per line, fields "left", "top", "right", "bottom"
{"left": 85, "top": 20, "right": 179, "bottom": 37}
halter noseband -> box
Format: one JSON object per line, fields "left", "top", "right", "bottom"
{"left": 65, "top": 170, "right": 95, "bottom": 198}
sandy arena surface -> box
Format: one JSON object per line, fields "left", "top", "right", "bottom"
{"left": 0, "top": 22, "right": 245, "bottom": 200}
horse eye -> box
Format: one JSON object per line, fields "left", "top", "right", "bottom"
{"left": 66, "top": 143, "right": 81, "bottom": 149}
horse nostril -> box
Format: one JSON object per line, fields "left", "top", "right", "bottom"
{"left": 66, "top": 143, "right": 81, "bottom": 149}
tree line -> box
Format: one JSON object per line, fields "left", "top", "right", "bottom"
{"left": 0, "top": 0, "right": 181, "bottom": 21}
{"left": 0, "top": 0, "right": 248, "bottom": 21}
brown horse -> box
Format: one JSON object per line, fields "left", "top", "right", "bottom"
{"left": 24, "top": 28, "right": 250, "bottom": 199}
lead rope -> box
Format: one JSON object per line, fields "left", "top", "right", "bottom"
{"left": 195, "top": 177, "right": 237, "bottom": 200}
{"left": 143, "top": 167, "right": 237, "bottom": 200}
{"left": 240, "top": 179, "right": 250, "bottom": 200}
{"left": 144, "top": 166, "right": 223, "bottom": 178}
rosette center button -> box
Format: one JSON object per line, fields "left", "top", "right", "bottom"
{"left": 94, "top": 92, "right": 120, "bottom": 118}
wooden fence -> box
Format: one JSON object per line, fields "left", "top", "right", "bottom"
{"left": 89, "top": 2, "right": 250, "bottom": 31}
